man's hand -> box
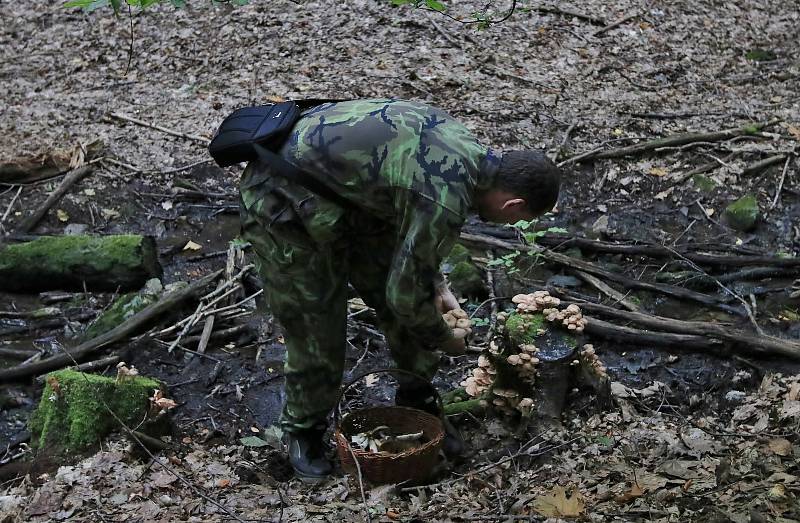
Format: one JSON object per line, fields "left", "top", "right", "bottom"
{"left": 434, "top": 282, "right": 459, "bottom": 314}
{"left": 440, "top": 335, "right": 466, "bottom": 355}
{"left": 440, "top": 308, "right": 471, "bottom": 355}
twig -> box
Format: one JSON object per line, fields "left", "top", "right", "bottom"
{"left": 0, "top": 270, "right": 222, "bottom": 381}
{"left": 671, "top": 153, "right": 737, "bottom": 186}
{"left": 16, "top": 164, "right": 92, "bottom": 233}
{"left": 770, "top": 154, "right": 793, "bottom": 210}
{"left": 34, "top": 354, "right": 121, "bottom": 383}
{"left": 0, "top": 186, "right": 23, "bottom": 229}
{"left": 549, "top": 123, "right": 577, "bottom": 161}
{"left": 428, "top": 15, "right": 461, "bottom": 48}
{"left": 346, "top": 445, "right": 372, "bottom": 523}
{"left": 534, "top": 5, "right": 604, "bottom": 25}
{"left": 592, "top": 13, "right": 638, "bottom": 37}
{"left": 741, "top": 153, "right": 788, "bottom": 176}
{"left": 460, "top": 232, "right": 742, "bottom": 314}
{"left": 108, "top": 112, "right": 209, "bottom": 144}
{"left": 575, "top": 270, "right": 640, "bottom": 312}
{"left": 569, "top": 119, "right": 779, "bottom": 161}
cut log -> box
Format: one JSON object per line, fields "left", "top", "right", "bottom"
{"left": 0, "top": 235, "right": 162, "bottom": 293}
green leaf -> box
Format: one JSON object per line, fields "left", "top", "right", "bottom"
{"left": 425, "top": 0, "right": 446, "bottom": 12}
{"left": 391, "top": 0, "right": 415, "bottom": 4}
{"left": 546, "top": 226, "right": 568, "bottom": 234}
{"left": 169, "top": 0, "right": 186, "bottom": 6}
{"left": 140, "top": 0, "right": 162, "bottom": 7}
{"left": 240, "top": 436, "right": 270, "bottom": 447}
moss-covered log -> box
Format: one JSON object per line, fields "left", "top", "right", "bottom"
{"left": 0, "top": 235, "right": 161, "bottom": 293}
{"left": 28, "top": 369, "right": 162, "bottom": 454}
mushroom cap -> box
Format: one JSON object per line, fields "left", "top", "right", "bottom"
{"left": 478, "top": 355, "right": 491, "bottom": 368}
{"left": 507, "top": 354, "right": 522, "bottom": 365}
{"left": 518, "top": 398, "right": 534, "bottom": 408}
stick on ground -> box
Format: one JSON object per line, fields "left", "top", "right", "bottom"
{"left": 16, "top": 164, "right": 92, "bottom": 234}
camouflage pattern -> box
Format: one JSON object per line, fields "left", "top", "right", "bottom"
{"left": 239, "top": 99, "right": 500, "bottom": 432}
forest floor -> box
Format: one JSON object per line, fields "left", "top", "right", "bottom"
{"left": 1, "top": 0, "right": 799, "bottom": 521}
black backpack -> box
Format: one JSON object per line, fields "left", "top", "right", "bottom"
{"left": 208, "top": 99, "right": 355, "bottom": 210}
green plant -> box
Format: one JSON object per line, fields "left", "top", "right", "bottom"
{"left": 486, "top": 250, "right": 521, "bottom": 274}
{"left": 471, "top": 317, "right": 490, "bottom": 327}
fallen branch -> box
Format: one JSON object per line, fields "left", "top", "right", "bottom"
{"left": 0, "top": 270, "right": 222, "bottom": 381}
{"left": 531, "top": 234, "right": 800, "bottom": 268}
{"left": 534, "top": 5, "right": 605, "bottom": 25}
{"left": 770, "top": 154, "right": 794, "bottom": 210}
{"left": 576, "top": 270, "right": 640, "bottom": 312}
{"left": 16, "top": 164, "right": 92, "bottom": 233}
{"left": 108, "top": 112, "right": 209, "bottom": 145}
{"left": 670, "top": 153, "right": 737, "bottom": 186}
{"left": 565, "top": 119, "right": 778, "bottom": 161}
{"left": 585, "top": 316, "right": 719, "bottom": 350}
{"left": 34, "top": 354, "right": 121, "bottom": 383}
{"left": 741, "top": 154, "right": 788, "bottom": 176}
{"left": 572, "top": 300, "right": 800, "bottom": 360}
{"left": 592, "top": 13, "right": 638, "bottom": 37}
{"left": 460, "top": 233, "right": 742, "bottom": 314}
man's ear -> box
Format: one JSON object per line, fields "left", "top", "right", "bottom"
{"left": 501, "top": 198, "right": 527, "bottom": 210}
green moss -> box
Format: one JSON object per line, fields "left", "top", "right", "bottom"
{"left": 444, "top": 399, "right": 485, "bottom": 416}
{"left": 745, "top": 48, "right": 777, "bottom": 62}
{"left": 441, "top": 387, "right": 467, "bottom": 405}
{"left": 505, "top": 312, "right": 547, "bottom": 345}
{"left": 445, "top": 244, "right": 472, "bottom": 265}
{"left": 449, "top": 261, "right": 488, "bottom": 299}
{"left": 83, "top": 291, "right": 157, "bottom": 339}
{"left": 692, "top": 174, "right": 717, "bottom": 192}
{"left": 29, "top": 369, "right": 161, "bottom": 454}
{"left": 724, "top": 194, "right": 759, "bottom": 232}
{"left": 0, "top": 235, "right": 160, "bottom": 291}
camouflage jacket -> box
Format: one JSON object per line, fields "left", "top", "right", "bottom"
{"left": 240, "top": 98, "right": 500, "bottom": 345}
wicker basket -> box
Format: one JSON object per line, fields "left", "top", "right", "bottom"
{"left": 334, "top": 370, "right": 445, "bottom": 485}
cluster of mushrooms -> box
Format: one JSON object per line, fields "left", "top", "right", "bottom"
{"left": 461, "top": 354, "right": 495, "bottom": 398}
{"left": 490, "top": 389, "right": 535, "bottom": 417}
{"left": 511, "top": 290, "right": 561, "bottom": 312}
{"left": 504, "top": 343, "right": 540, "bottom": 381}
{"left": 579, "top": 343, "right": 608, "bottom": 378}
{"left": 443, "top": 308, "right": 472, "bottom": 340}
{"left": 543, "top": 303, "right": 587, "bottom": 333}
{"left": 511, "top": 291, "right": 587, "bottom": 333}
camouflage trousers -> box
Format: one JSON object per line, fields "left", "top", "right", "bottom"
{"left": 239, "top": 181, "right": 440, "bottom": 433}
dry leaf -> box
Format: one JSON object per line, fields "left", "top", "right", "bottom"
{"left": 183, "top": 240, "right": 202, "bottom": 251}
{"left": 365, "top": 373, "right": 379, "bottom": 387}
{"left": 768, "top": 438, "right": 793, "bottom": 456}
{"left": 787, "top": 125, "right": 800, "bottom": 141}
{"left": 532, "top": 486, "right": 585, "bottom": 517}
{"left": 649, "top": 167, "right": 669, "bottom": 177}
{"left": 56, "top": 209, "right": 69, "bottom": 222}
{"left": 614, "top": 482, "right": 644, "bottom": 504}
{"left": 83, "top": 188, "right": 95, "bottom": 196}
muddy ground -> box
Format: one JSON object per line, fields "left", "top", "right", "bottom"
{"left": 1, "top": 0, "right": 800, "bottom": 521}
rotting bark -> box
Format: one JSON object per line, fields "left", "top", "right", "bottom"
{"left": 0, "top": 234, "right": 162, "bottom": 293}
{"left": 0, "top": 270, "right": 221, "bottom": 382}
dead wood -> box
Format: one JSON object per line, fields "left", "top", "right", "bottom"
{"left": 0, "top": 348, "right": 39, "bottom": 360}
{"left": 741, "top": 153, "right": 789, "bottom": 176}
{"left": 592, "top": 13, "right": 638, "bottom": 37}
{"left": 670, "top": 153, "right": 737, "bottom": 186}
{"left": 0, "top": 270, "right": 222, "bottom": 382}
{"left": 34, "top": 354, "right": 121, "bottom": 383}
{"left": 460, "top": 232, "right": 743, "bottom": 314}
{"left": 584, "top": 316, "right": 721, "bottom": 350}
{"left": 16, "top": 165, "right": 92, "bottom": 233}
{"left": 574, "top": 300, "right": 800, "bottom": 360}
{"left": 575, "top": 270, "right": 640, "bottom": 312}
{"left": 108, "top": 112, "right": 209, "bottom": 145}
{"left": 565, "top": 119, "right": 778, "bottom": 161}
{"left": 528, "top": 234, "right": 800, "bottom": 268}
{"left": 534, "top": 5, "right": 605, "bottom": 25}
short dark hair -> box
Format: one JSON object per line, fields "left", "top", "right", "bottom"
{"left": 495, "top": 150, "right": 562, "bottom": 215}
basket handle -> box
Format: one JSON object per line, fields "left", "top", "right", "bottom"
{"left": 334, "top": 368, "right": 443, "bottom": 425}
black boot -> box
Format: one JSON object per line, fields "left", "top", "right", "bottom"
{"left": 285, "top": 426, "right": 332, "bottom": 482}
{"left": 395, "top": 383, "right": 465, "bottom": 458}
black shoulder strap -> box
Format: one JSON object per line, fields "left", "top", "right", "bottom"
{"left": 251, "top": 143, "right": 357, "bottom": 212}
